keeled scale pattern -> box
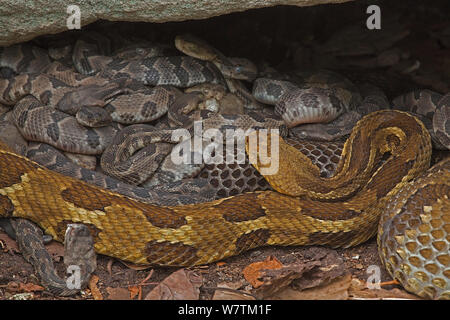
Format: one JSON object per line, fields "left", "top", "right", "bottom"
{"left": 199, "top": 139, "right": 344, "bottom": 198}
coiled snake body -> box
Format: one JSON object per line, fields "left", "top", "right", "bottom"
{"left": 1, "top": 38, "right": 449, "bottom": 299}
{"left": 2, "top": 110, "right": 449, "bottom": 299}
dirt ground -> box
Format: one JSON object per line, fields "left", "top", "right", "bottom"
{"left": 1, "top": 229, "right": 405, "bottom": 300}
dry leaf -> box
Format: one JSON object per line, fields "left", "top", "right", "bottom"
{"left": 128, "top": 285, "right": 141, "bottom": 300}
{"left": 88, "top": 275, "right": 103, "bottom": 300}
{"left": 242, "top": 256, "right": 283, "bottom": 288}
{"left": 212, "top": 288, "right": 256, "bottom": 300}
{"left": 106, "top": 287, "right": 131, "bottom": 300}
{"left": 246, "top": 248, "right": 349, "bottom": 299}
{"left": 139, "top": 270, "right": 155, "bottom": 285}
{"left": 145, "top": 269, "right": 202, "bottom": 300}
{"left": 0, "top": 231, "right": 19, "bottom": 253}
{"left": 270, "top": 274, "right": 352, "bottom": 300}
{"left": 6, "top": 281, "right": 44, "bottom": 293}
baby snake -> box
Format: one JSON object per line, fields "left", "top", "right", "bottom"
{"left": 1, "top": 110, "right": 448, "bottom": 299}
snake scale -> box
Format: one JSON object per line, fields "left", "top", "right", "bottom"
{"left": 0, "top": 34, "right": 449, "bottom": 299}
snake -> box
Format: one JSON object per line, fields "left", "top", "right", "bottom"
{"left": 378, "top": 156, "right": 449, "bottom": 300}
{"left": 2, "top": 109, "right": 449, "bottom": 299}
{"left": 0, "top": 38, "right": 450, "bottom": 300}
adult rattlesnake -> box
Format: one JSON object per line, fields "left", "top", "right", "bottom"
{"left": 1, "top": 110, "right": 448, "bottom": 299}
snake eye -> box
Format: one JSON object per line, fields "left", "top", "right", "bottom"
{"left": 235, "top": 66, "right": 242, "bottom": 73}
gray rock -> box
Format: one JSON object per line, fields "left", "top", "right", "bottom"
{"left": 0, "top": 0, "right": 352, "bottom": 46}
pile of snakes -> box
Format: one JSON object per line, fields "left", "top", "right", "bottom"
{"left": 0, "top": 31, "right": 448, "bottom": 299}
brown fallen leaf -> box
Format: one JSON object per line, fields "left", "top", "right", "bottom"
{"left": 88, "top": 275, "right": 103, "bottom": 300}
{"left": 212, "top": 288, "right": 256, "bottom": 300}
{"left": 145, "top": 269, "right": 202, "bottom": 300}
{"left": 1, "top": 229, "right": 65, "bottom": 260}
{"left": 19, "top": 282, "right": 45, "bottom": 293}
{"left": 269, "top": 274, "right": 353, "bottom": 300}
{"left": 107, "top": 287, "right": 132, "bottom": 300}
{"left": 242, "top": 256, "right": 283, "bottom": 288}
{"left": 248, "top": 247, "right": 349, "bottom": 299}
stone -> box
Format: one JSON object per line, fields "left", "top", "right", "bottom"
{"left": 0, "top": 0, "right": 353, "bottom": 46}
